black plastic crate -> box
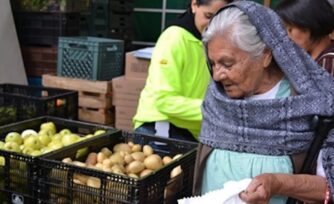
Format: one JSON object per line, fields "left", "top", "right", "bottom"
{"left": 0, "top": 116, "right": 119, "bottom": 204}
{"left": 38, "top": 131, "right": 197, "bottom": 203}
{"left": 11, "top": 0, "right": 90, "bottom": 12}
{"left": 109, "top": 27, "right": 134, "bottom": 51}
{"left": 109, "top": 14, "right": 134, "bottom": 29}
{"left": 0, "top": 84, "right": 78, "bottom": 125}
{"left": 109, "top": 27, "right": 134, "bottom": 41}
{"left": 79, "top": 12, "right": 91, "bottom": 36}
{"left": 14, "top": 12, "right": 80, "bottom": 46}
{"left": 89, "top": 2, "right": 134, "bottom": 31}
{"left": 109, "top": 0, "right": 134, "bottom": 14}
{"left": 92, "top": 0, "right": 134, "bottom": 14}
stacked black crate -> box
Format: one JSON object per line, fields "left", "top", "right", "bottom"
{"left": 109, "top": 0, "right": 135, "bottom": 51}
{"left": 10, "top": 0, "right": 89, "bottom": 85}
{"left": 86, "top": 0, "right": 135, "bottom": 51}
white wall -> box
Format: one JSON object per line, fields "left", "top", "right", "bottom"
{"left": 0, "top": 0, "right": 27, "bottom": 85}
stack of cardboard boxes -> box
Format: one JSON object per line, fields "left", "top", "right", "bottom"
{"left": 112, "top": 51, "right": 150, "bottom": 131}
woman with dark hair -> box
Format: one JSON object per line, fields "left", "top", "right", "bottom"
{"left": 133, "top": 0, "right": 233, "bottom": 142}
{"left": 276, "top": 0, "right": 334, "bottom": 74}
{"left": 193, "top": 1, "right": 334, "bottom": 203}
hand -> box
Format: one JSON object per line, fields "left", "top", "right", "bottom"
{"left": 239, "top": 173, "right": 279, "bottom": 204}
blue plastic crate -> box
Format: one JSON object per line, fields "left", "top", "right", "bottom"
{"left": 28, "top": 77, "right": 42, "bottom": 87}
{"left": 57, "top": 36, "right": 124, "bottom": 80}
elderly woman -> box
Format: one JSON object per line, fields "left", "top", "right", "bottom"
{"left": 193, "top": 1, "right": 334, "bottom": 204}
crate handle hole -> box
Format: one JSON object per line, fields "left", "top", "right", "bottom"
{"left": 106, "top": 45, "right": 118, "bottom": 52}
{"left": 68, "top": 43, "right": 87, "bottom": 50}
{"left": 81, "top": 91, "right": 101, "bottom": 97}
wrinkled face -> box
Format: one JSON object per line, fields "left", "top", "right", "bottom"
{"left": 207, "top": 34, "right": 270, "bottom": 99}
{"left": 191, "top": 0, "right": 229, "bottom": 34}
{"left": 285, "top": 23, "right": 313, "bottom": 52}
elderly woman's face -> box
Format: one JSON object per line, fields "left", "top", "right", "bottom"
{"left": 207, "top": 34, "right": 269, "bottom": 99}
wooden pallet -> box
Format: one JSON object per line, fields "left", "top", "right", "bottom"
{"left": 43, "top": 74, "right": 114, "bottom": 125}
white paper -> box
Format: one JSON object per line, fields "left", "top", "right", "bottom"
{"left": 133, "top": 47, "right": 154, "bottom": 59}
{"left": 178, "top": 178, "right": 252, "bottom": 204}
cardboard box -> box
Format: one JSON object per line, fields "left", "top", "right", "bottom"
{"left": 113, "top": 90, "right": 141, "bottom": 99}
{"left": 112, "top": 76, "right": 145, "bottom": 109}
{"left": 112, "top": 93, "right": 139, "bottom": 107}
{"left": 125, "top": 52, "right": 150, "bottom": 79}
{"left": 115, "top": 117, "right": 134, "bottom": 131}
{"left": 115, "top": 118, "right": 133, "bottom": 126}
{"left": 115, "top": 122, "right": 133, "bottom": 131}
{"left": 115, "top": 106, "right": 137, "bottom": 120}
{"left": 112, "top": 76, "right": 146, "bottom": 95}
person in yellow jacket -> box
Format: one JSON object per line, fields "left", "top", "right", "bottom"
{"left": 133, "top": 0, "right": 233, "bottom": 141}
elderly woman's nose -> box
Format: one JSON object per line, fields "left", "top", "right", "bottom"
{"left": 213, "top": 71, "right": 226, "bottom": 81}
{"left": 213, "top": 69, "right": 227, "bottom": 81}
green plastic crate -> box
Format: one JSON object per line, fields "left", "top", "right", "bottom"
{"left": 57, "top": 36, "right": 124, "bottom": 80}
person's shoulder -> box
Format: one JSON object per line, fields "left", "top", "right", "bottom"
{"left": 163, "top": 26, "right": 190, "bottom": 34}
{"left": 317, "top": 44, "right": 334, "bottom": 75}
{"left": 317, "top": 48, "right": 334, "bottom": 64}
{"left": 160, "top": 26, "right": 197, "bottom": 42}
{"left": 320, "top": 43, "right": 334, "bottom": 58}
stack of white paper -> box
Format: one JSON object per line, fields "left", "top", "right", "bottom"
{"left": 133, "top": 47, "right": 154, "bottom": 59}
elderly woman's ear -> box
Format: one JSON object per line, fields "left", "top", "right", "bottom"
{"left": 262, "top": 49, "right": 273, "bottom": 68}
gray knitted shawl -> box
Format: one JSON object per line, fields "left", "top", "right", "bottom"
{"left": 199, "top": 1, "right": 334, "bottom": 198}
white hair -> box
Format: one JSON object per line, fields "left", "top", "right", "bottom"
{"left": 202, "top": 7, "right": 266, "bottom": 58}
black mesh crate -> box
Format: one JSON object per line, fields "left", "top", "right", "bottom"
{"left": 92, "top": 0, "right": 134, "bottom": 14}
{"left": 109, "top": 0, "right": 134, "bottom": 14}
{"left": 0, "top": 116, "right": 119, "bottom": 204}
{"left": 11, "top": 0, "right": 90, "bottom": 12}
{"left": 38, "top": 131, "right": 197, "bottom": 203}
{"left": 109, "top": 14, "right": 134, "bottom": 29}
{"left": 0, "top": 84, "right": 78, "bottom": 125}
{"left": 109, "top": 27, "right": 134, "bottom": 51}
{"left": 14, "top": 12, "right": 80, "bottom": 46}
{"left": 89, "top": 1, "right": 134, "bottom": 34}
{"left": 79, "top": 12, "right": 91, "bottom": 36}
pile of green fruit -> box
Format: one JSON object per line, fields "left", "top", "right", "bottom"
{"left": 0, "top": 121, "right": 106, "bottom": 165}
{"left": 0, "top": 106, "right": 17, "bottom": 125}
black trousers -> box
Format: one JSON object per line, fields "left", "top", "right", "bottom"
{"left": 135, "top": 122, "right": 197, "bottom": 143}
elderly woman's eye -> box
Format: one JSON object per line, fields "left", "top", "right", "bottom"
{"left": 223, "top": 63, "right": 233, "bottom": 69}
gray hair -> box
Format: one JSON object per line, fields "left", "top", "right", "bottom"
{"left": 202, "top": 7, "right": 266, "bottom": 58}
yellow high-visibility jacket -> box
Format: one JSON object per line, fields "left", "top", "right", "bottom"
{"left": 133, "top": 26, "right": 210, "bottom": 139}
